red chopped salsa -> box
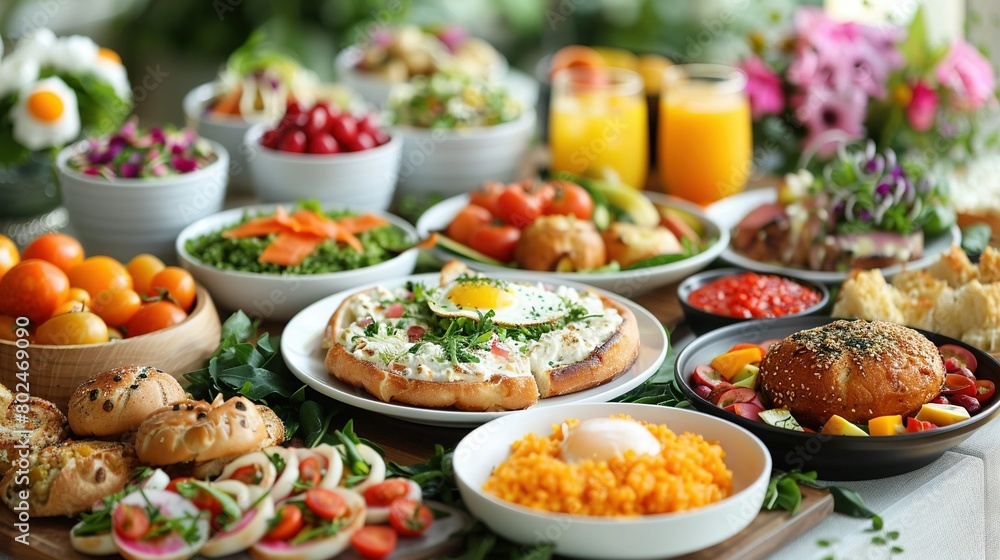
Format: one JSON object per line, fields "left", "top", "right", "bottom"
{"left": 688, "top": 272, "right": 821, "bottom": 319}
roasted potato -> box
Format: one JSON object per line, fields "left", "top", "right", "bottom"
{"left": 602, "top": 223, "right": 682, "bottom": 268}
{"left": 515, "top": 216, "right": 606, "bottom": 271}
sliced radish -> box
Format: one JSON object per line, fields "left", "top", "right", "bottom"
{"left": 251, "top": 488, "right": 366, "bottom": 560}
{"left": 200, "top": 485, "right": 274, "bottom": 558}
{"left": 112, "top": 489, "right": 208, "bottom": 560}
{"left": 218, "top": 451, "right": 278, "bottom": 492}
{"left": 364, "top": 478, "right": 422, "bottom": 524}
{"left": 71, "top": 521, "right": 117, "bottom": 556}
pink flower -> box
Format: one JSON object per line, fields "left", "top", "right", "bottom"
{"left": 936, "top": 41, "right": 996, "bottom": 109}
{"left": 906, "top": 81, "right": 939, "bottom": 132}
{"left": 795, "top": 86, "right": 867, "bottom": 158}
{"left": 739, "top": 56, "right": 785, "bottom": 120}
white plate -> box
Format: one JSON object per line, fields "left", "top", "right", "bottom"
{"left": 415, "top": 192, "right": 728, "bottom": 298}
{"left": 705, "top": 187, "right": 962, "bottom": 284}
{"left": 281, "top": 273, "right": 668, "bottom": 427}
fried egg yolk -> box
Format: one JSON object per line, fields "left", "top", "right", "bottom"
{"left": 447, "top": 282, "right": 515, "bottom": 309}
{"left": 27, "top": 90, "right": 64, "bottom": 122}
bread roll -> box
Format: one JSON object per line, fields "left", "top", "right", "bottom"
{"left": 0, "top": 396, "right": 68, "bottom": 476}
{"left": 187, "top": 405, "right": 286, "bottom": 480}
{"left": 135, "top": 395, "right": 268, "bottom": 466}
{"left": 68, "top": 365, "right": 186, "bottom": 437}
{"left": 758, "top": 320, "right": 945, "bottom": 427}
{"left": 0, "top": 441, "right": 136, "bottom": 517}
{"left": 0, "top": 382, "right": 12, "bottom": 412}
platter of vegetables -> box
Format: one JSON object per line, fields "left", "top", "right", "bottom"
{"left": 415, "top": 174, "right": 727, "bottom": 296}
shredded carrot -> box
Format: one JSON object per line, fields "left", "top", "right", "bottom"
{"left": 258, "top": 232, "right": 323, "bottom": 266}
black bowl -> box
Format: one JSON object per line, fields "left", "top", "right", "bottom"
{"left": 677, "top": 268, "right": 830, "bottom": 336}
{"left": 675, "top": 316, "right": 1000, "bottom": 480}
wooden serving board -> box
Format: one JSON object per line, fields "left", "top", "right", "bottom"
{"left": 0, "top": 487, "right": 832, "bottom": 560}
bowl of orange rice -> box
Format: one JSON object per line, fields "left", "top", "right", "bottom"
{"left": 453, "top": 403, "right": 771, "bottom": 559}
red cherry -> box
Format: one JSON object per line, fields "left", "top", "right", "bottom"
{"left": 279, "top": 130, "right": 307, "bottom": 153}
{"left": 305, "top": 106, "right": 329, "bottom": 134}
{"left": 330, "top": 116, "right": 358, "bottom": 146}
{"left": 373, "top": 130, "right": 391, "bottom": 146}
{"left": 308, "top": 132, "right": 340, "bottom": 154}
{"left": 285, "top": 101, "right": 303, "bottom": 116}
{"left": 358, "top": 114, "right": 380, "bottom": 135}
{"left": 347, "top": 132, "right": 376, "bottom": 152}
{"left": 261, "top": 129, "right": 282, "bottom": 149}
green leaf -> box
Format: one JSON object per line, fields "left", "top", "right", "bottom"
{"left": 299, "top": 400, "right": 334, "bottom": 448}
{"left": 220, "top": 310, "right": 254, "bottom": 346}
{"left": 962, "top": 223, "right": 992, "bottom": 256}
{"left": 218, "top": 365, "right": 302, "bottom": 400}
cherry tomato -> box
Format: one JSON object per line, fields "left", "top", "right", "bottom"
{"left": 166, "top": 477, "right": 223, "bottom": 518}
{"left": 307, "top": 132, "right": 340, "bottom": 154}
{"left": 264, "top": 503, "right": 304, "bottom": 541}
{"left": 22, "top": 233, "right": 84, "bottom": 273}
{"left": 544, "top": 180, "right": 593, "bottom": 220}
{"left": 496, "top": 186, "right": 546, "bottom": 228}
{"left": 0, "top": 234, "right": 19, "bottom": 281}
{"left": 467, "top": 224, "right": 520, "bottom": 263}
{"left": 347, "top": 132, "right": 376, "bottom": 152}
{"left": 67, "top": 287, "right": 92, "bottom": 306}
{"left": 305, "top": 105, "right": 329, "bottom": 135}
{"left": 0, "top": 259, "right": 70, "bottom": 324}
{"left": 91, "top": 288, "right": 143, "bottom": 327}
{"left": 148, "top": 266, "right": 196, "bottom": 312}
{"left": 905, "top": 417, "right": 935, "bottom": 432}
{"left": 388, "top": 499, "right": 433, "bottom": 537}
{"left": 330, "top": 116, "right": 358, "bottom": 146}
{"left": 35, "top": 312, "right": 109, "bottom": 345}
{"left": 469, "top": 181, "right": 505, "bottom": 216}
{"left": 298, "top": 456, "right": 322, "bottom": 489}
{"left": 939, "top": 344, "right": 977, "bottom": 373}
{"left": 975, "top": 379, "right": 996, "bottom": 403}
{"left": 69, "top": 256, "right": 133, "bottom": 298}
{"left": 351, "top": 525, "right": 398, "bottom": 559}
{"left": 304, "top": 488, "right": 347, "bottom": 520}
{"left": 229, "top": 465, "right": 264, "bottom": 485}
{"left": 112, "top": 503, "right": 150, "bottom": 540}
{"left": 363, "top": 479, "right": 411, "bottom": 507}
{"left": 125, "top": 301, "right": 187, "bottom": 338}
{"left": 126, "top": 254, "right": 165, "bottom": 296}
{"left": 279, "top": 130, "right": 308, "bottom": 153}
{"left": 942, "top": 373, "right": 978, "bottom": 397}
{"left": 51, "top": 299, "right": 88, "bottom": 316}
{"left": 446, "top": 205, "right": 492, "bottom": 244}
{"left": 0, "top": 316, "right": 18, "bottom": 342}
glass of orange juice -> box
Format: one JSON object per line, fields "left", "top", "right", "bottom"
{"left": 549, "top": 68, "right": 648, "bottom": 189}
{"left": 658, "top": 64, "right": 751, "bottom": 205}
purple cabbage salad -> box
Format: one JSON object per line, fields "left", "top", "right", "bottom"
{"left": 68, "top": 118, "right": 217, "bottom": 179}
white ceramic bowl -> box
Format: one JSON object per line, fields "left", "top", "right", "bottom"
{"left": 395, "top": 110, "right": 536, "bottom": 199}
{"left": 334, "top": 46, "right": 509, "bottom": 107}
{"left": 57, "top": 139, "right": 229, "bottom": 264}
{"left": 244, "top": 123, "right": 402, "bottom": 211}
{"left": 416, "top": 191, "right": 728, "bottom": 298}
{"left": 183, "top": 82, "right": 255, "bottom": 195}
{"left": 453, "top": 403, "right": 771, "bottom": 559}
{"left": 175, "top": 203, "right": 419, "bottom": 321}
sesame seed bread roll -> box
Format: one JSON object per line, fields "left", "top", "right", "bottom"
{"left": 68, "top": 365, "right": 186, "bottom": 437}
{"left": 758, "top": 320, "right": 946, "bottom": 428}
{"left": 0, "top": 396, "right": 68, "bottom": 476}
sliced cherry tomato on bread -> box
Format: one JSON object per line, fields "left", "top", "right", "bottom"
{"left": 388, "top": 499, "right": 433, "bottom": 537}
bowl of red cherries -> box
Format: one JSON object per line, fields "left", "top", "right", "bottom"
{"left": 245, "top": 101, "right": 402, "bottom": 210}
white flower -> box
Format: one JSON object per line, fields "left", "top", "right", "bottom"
{"left": 0, "top": 55, "right": 40, "bottom": 98}
{"left": 90, "top": 49, "right": 131, "bottom": 101}
{"left": 49, "top": 35, "right": 99, "bottom": 72}
{"left": 13, "top": 28, "right": 57, "bottom": 64}
{"left": 11, "top": 77, "right": 80, "bottom": 150}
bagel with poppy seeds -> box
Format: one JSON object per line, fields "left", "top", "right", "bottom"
{"left": 757, "top": 320, "right": 946, "bottom": 428}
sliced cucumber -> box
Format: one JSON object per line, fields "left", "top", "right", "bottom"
{"left": 759, "top": 408, "right": 805, "bottom": 431}
{"left": 436, "top": 234, "right": 509, "bottom": 267}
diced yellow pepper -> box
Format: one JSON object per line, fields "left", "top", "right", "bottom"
{"left": 915, "top": 403, "right": 970, "bottom": 427}
{"left": 820, "top": 414, "right": 869, "bottom": 436}
{"left": 868, "top": 415, "right": 904, "bottom": 436}
{"left": 710, "top": 348, "right": 764, "bottom": 380}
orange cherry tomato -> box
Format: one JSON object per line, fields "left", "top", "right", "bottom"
{"left": 127, "top": 254, "right": 165, "bottom": 296}
{"left": 67, "top": 287, "right": 92, "bottom": 306}
{"left": 467, "top": 224, "right": 520, "bottom": 263}
{"left": 0, "top": 234, "right": 20, "bottom": 281}
{"left": 264, "top": 503, "right": 304, "bottom": 541}
{"left": 91, "top": 288, "right": 142, "bottom": 327}
{"left": 468, "top": 181, "right": 505, "bottom": 216}
{"left": 0, "top": 259, "right": 70, "bottom": 324}
{"left": 545, "top": 180, "right": 593, "bottom": 220}
{"left": 496, "top": 185, "right": 552, "bottom": 228}
{"left": 22, "top": 233, "right": 84, "bottom": 273}
{"left": 304, "top": 488, "right": 347, "bottom": 520}
{"left": 108, "top": 327, "right": 124, "bottom": 340}
{"left": 298, "top": 456, "right": 322, "bottom": 489}
{"left": 35, "top": 312, "right": 109, "bottom": 345}
{"left": 51, "top": 299, "right": 89, "bottom": 316}
{"left": 125, "top": 301, "right": 187, "bottom": 338}
{"left": 148, "top": 266, "right": 196, "bottom": 312}
{"left": 112, "top": 503, "right": 150, "bottom": 540}
{"left": 0, "top": 316, "right": 18, "bottom": 342}
{"left": 69, "top": 256, "right": 133, "bottom": 298}
{"left": 446, "top": 205, "right": 492, "bottom": 245}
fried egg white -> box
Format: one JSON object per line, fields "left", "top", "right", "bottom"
{"left": 427, "top": 278, "right": 568, "bottom": 326}
{"left": 11, "top": 76, "right": 80, "bottom": 150}
{"left": 559, "top": 417, "right": 662, "bottom": 464}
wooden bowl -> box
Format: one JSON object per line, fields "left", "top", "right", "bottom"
{"left": 0, "top": 285, "right": 221, "bottom": 410}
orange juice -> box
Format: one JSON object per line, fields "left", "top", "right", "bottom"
{"left": 549, "top": 68, "right": 649, "bottom": 189}
{"left": 658, "top": 65, "right": 751, "bottom": 205}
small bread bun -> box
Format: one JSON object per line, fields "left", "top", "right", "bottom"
{"left": 69, "top": 365, "right": 186, "bottom": 437}
{"left": 187, "top": 405, "right": 286, "bottom": 480}
{"left": 135, "top": 394, "right": 268, "bottom": 466}
{"left": 0, "top": 382, "right": 12, "bottom": 412}
{"left": 0, "top": 440, "right": 137, "bottom": 517}
{"left": 758, "top": 320, "right": 946, "bottom": 427}
{"left": 0, "top": 396, "right": 68, "bottom": 476}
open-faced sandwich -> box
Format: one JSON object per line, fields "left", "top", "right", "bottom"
{"left": 323, "top": 261, "right": 640, "bottom": 411}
